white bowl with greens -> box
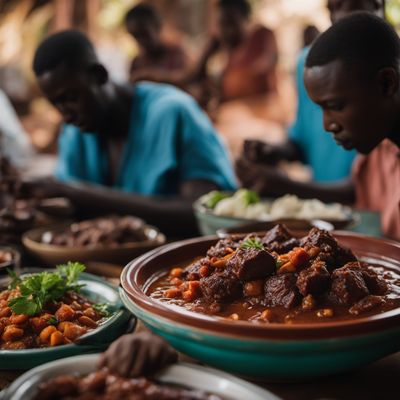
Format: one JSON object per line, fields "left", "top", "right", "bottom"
{"left": 194, "top": 189, "right": 355, "bottom": 236}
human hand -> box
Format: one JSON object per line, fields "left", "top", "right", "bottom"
{"left": 98, "top": 332, "right": 178, "bottom": 378}
{"left": 19, "top": 176, "right": 64, "bottom": 199}
{"left": 242, "top": 139, "right": 281, "bottom": 165}
{"left": 235, "top": 157, "right": 288, "bottom": 196}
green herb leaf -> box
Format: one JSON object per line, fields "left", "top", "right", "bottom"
{"left": 240, "top": 237, "right": 264, "bottom": 251}
{"left": 92, "top": 303, "right": 111, "bottom": 316}
{"left": 7, "top": 269, "right": 21, "bottom": 290}
{"left": 8, "top": 262, "right": 86, "bottom": 316}
{"left": 47, "top": 316, "right": 58, "bottom": 325}
{"left": 202, "top": 191, "right": 230, "bottom": 209}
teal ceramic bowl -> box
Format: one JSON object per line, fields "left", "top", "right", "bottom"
{"left": 0, "top": 272, "right": 133, "bottom": 370}
{"left": 120, "top": 233, "right": 400, "bottom": 380}
{"left": 193, "top": 196, "right": 356, "bottom": 236}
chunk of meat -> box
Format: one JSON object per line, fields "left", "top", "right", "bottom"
{"left": 330, "top": 264, "right": 369, "bottom": 305}
{"left": 360, "top": 265, "right": 388, "bottom": 295}
{"left": 349, "top": 295, "right": 386, "bottom": 315}
{"left": 264, "top": 274, "right": 301, "bottom": 309}
{"left": 301, "top": 228, "right": 356, "bottom": 269}
{"left": 206, "top": 238, "right": 240, "bottom": 258}
{"left": 226, "top": 248, "right": 276, "bottom": 281}
{"left": 261, "top": 224, "right": 299, "bottom": 253}
{"left": 200, "top": 272, "right": 242, "bottom": 303}
{"left": 296, "top": 261, "right": 330, "bottom": 296}
{"left": 183, "top": 257, "right": 211, "bottom": 281}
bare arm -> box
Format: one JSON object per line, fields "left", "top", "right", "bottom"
{"left": 236, "top": 158, "right": 355, "bottom": 204}
{"left": 26, "top": 178, "right": 218, "bottom": 238}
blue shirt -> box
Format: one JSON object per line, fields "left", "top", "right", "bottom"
{"left": 56, "top": 82, "right": 237, "bottom": 195}
{"left": 289, "top": 47, "right": 356, "bottom": 182}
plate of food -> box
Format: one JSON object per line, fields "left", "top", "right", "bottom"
{"left": 0, "top": 263, "right": 132, "bottom": 369}
{"left": 3, "top": 354, "right": 278, "bottom": 400}
{"left": 120, "top": 224, "right": 400, "bottom": 380}
{"left": 194, "top": 189, "right": 357, "bottom": 235}
{"left": 22, "top": 215, "right": 166, "bottom": 266}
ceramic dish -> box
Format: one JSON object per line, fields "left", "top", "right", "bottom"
{"left": 2, "top": 354, "right": 278, "bottom": 400}
{"left": 0, "top": 272, "right": 133, "bottom": 370}
{"left": 120, "top": 232, "right": 400, "bottom": 380}
{"left": 193, "top": 196, "right": 358, "bottom": 236}
{"left": 22, "top": 222, "right": 166, "bottom": 266}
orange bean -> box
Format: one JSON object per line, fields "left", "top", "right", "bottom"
{"left": 63, "top": 324, "right": 87, "bottom": 341}
{"left": 0, "top": 307, "right": 12, "bottom": 318}
{"left": 243, "top": 280, "right": 264, "bottom": 297}
{"left": 39, "top": 325, "right": 57, "bottom": 343}
{"left": 165, "top": 288, "right": 181, "bottom": 299}
{"left": 182, "top": 290, "right": 198, "bottom": 302}
{"left": 170, "top": 268, "right": 183, "bottom": 278}
{"left": 55, "top": 304, "right": 75, "bottom": 322}
{"left": 2, "top": 325, "right": 24, "bottom": 342}
{"left": 199, "top": 265, "right": 210, "bottom": 277}
{"left": 10, "top": 314, "right": 29, "bottom": 325}
{"left": 78, "top": 316, "right": 98, "bottom": 328}
{"left": 170, "top": 277, "right": 183, "bottom": 286}
{"left": 83, "top": 307, "right": 96, "bottom": 320}
{"left": 57, "top": 321, "right": 74, "bottom": 332}
{"left": 50, "top": 331, "right": 65, "bottom": 347}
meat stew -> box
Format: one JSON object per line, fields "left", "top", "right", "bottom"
{"left": 148, "top": 225, "right": 400, "bottom": 324}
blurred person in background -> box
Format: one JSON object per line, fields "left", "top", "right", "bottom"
{"left": 25, "top": 30, "right": 236, "bottom": 238}
{"left": 125, "top": 3, "right": 188, "bottom": 84}
{"left": 0, "top": 88, "right": 33, "bottom": 169}
{"left": 237, "top": 0, "right": 385, "bottom": 194}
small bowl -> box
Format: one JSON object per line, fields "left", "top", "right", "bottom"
{"left": 0, "top": 272, "right": 133, "bottom": 370}
{"left": 120, "top": 233, "right": 400, "bottom": 380}
{"left": 193, "top": 197, "right": 357, "bottom": 236}
{"left": 4, "top": 354, "right": 276, "bottom": 400}
{"left": 22, "top": 221, "right": 166, "bottom": 266}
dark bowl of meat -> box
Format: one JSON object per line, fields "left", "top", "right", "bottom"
{"left": 22, "top": 216, "right": 166, "bottom": 266}
{"left": 4, "top": 354, "right": 275, "bottom": 400}
{"left": 120, "top": 224, "right": 400, "bottom": 380}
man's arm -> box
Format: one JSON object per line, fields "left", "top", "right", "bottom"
{"left": 236, "top": 158, "right": 355, "bottom": 204}
{"left": 27, "top": 178, "right": 218, "bottom": 238}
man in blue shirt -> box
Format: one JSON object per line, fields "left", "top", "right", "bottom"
{"left": 236, "top": 0, "right": 384, "bottom": 202}
{"left": 30, "top": 30, "right": 236, "bottom": 236}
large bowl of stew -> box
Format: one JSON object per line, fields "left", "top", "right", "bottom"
{"left": 120, "top": 225, "right": 400, "bottom": 380}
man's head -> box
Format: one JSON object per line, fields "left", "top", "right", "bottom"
{"left": 125, "top": 3, "right": 162, "bottom": 54}
{"left": 33, "top": 30, "right": 111, "bottom": 134}
{"left": 304, "top": 13, "right": 400, "bottom": 154}
{"left": 327, "top": 0, "right": 385, "bottom": 24}
{"left": 216, "top": 0, "right": 251, "bottom": 47}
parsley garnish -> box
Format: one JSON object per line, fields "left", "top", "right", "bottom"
{"left": 92, "top": 303, "right": 111, "bottom": 316}
{"left": 7, "top": 262, "right": 86, "bottom": 316}
{"left": 47, "top": 316, "right": 58, "bottom": 325}
{"left": 240, "top": 237, "right": 264, "bottom": 250}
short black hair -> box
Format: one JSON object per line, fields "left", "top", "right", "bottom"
{"left": 218, "top": 0, "right": 251, "bottom": 18}
{"left": 125, "top": 3, "right": 161, "bottom": 28}
{"left": 33, "top": 30, "right": 96, "bottom": 76}
{"left": 306, "top": 12, "right": 400, "bottom": 77}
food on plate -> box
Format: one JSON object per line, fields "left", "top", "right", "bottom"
{"left": 41, "top": 216, "right": 148, "bottom": 247}
{"left": 149, "top": 225, "right": 400, "bottom": 324}
{"left": 0, "top": 263, "right": 111, "bottom": 349}
{"left": 33, "top": 368, "right": 222, "bottom": 400}
{"left": 200, "top": 189, "right": 348, "bottom": 221}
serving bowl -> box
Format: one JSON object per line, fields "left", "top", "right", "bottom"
{"left": 120, "top": 232, "right": 400, "bottom": 380}
{"left": 2, "top": 354, "right": 277, "bottom": 400}
{"left": 0, "top": 272, "right": 133, "bottom": 370}
{"left": 193, "top": 197, "right": 357, "bottom": 236}
{"left": 22, "top": 221, "right": 166, "bottom": 266}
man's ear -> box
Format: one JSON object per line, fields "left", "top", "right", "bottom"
{"left": 87, "top": 63, "right": 108, "bottom": 85}
{"left": 377, "top": 67, "right": 399, "bottom": 96}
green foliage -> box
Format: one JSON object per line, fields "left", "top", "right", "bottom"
{"left": 92, "top": 303, "right": 112, "bottom": 316}
{"left": 240, "top": 237, "right": 264, "bottom": 251}
{"left": 238, "top": 189, "right": 260, "bottom": 206}
{"left": 202, "top": 191, "right": 230, "bottom": 209}
{"left": 7, "top": 262, "right": 86, "bottom": 316}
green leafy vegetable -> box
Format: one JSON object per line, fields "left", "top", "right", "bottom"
{"left": 92, "top": 303, "right": 112, "bottom": 316}
{"left": 202, "top": 191, "right": 230, "bottom": 209}
{"left": 47, "top": 316, "right": 58, "bottom": 325}
{"left": 7, "top": 262, "right": 86, "bottom": 316}
{"left": 240, "top": 237, "right": 264, "bottom": 251}
{"left": 7, "top": 268, "right": 21, "bottom": 289}
{"left": 238, "top": 189, "right": 260, "bottom": 206}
